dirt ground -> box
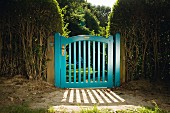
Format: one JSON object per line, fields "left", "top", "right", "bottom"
{"left": 0, "top": 75, "right": 170, "bottom": 112}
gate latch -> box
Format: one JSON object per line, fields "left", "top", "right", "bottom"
{"left": 62, "top": 45, "right": 65, "bottom": 56}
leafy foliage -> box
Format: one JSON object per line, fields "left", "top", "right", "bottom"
{"left": 0, "top": 0, "right": 111, "bottom": 79}
{"left": 108, "top": 0, "right": 170, "bottom": 81}
{"left": 84, "top": 9, "right": 100, "bottom": 34}
{"left": 91, "top": 5, "right": 111, "bottom": 27}
{"left": 0, "top": 0, "right": 63, "bottom": 79}
{"left": 57, "top": 0, "right": 111, "bottom": 36}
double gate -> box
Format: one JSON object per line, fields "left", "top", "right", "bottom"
{"left": 54, "top": 33, "right": 120, "bottom": 88}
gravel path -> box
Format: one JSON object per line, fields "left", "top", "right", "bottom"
{"left": 0, "top": 76, "right": 169, "bottom": 112}
{"left": 30, "top": 88, "right": 157, "bottom": 112}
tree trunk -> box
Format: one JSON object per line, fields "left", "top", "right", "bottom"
{"left": 0, "top": 33, "right": 2, "bottom": 69}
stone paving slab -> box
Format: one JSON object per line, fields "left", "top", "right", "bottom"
{"left": 52, "top": 105, "right": 141, "bottom": 112}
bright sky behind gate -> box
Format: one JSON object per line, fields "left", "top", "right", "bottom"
{"left": 87, "top": 0, "right": 117, "bottom": 8}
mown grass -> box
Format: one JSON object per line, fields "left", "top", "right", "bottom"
{"left": 116, "top": 107, "right": 169, "bottom": 113}
{"left": 0, "top": 103, "right": 169, "bottom": 113}
{"left": 79, "top": 105, "right": 111, "bottom": 113}
{"left": 0, "top": 103, "right": 46, "bottom": 113}
{"left": 79, "top": 105, "right": 169, "bottom": 113}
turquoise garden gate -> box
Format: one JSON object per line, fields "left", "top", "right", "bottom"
{"left": 54, "top": 33, "right": 120, "bottom": 88}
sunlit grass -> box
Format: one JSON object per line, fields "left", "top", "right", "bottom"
{"left": 116, "top": 107, "right": 169, "bottom": 113}
{"left": 78, "top": 104, "right": 169, "bottom": 113}
{"left": 1, "top": 102, "right": 169, "bottom": 113}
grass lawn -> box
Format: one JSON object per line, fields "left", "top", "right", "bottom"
{"left": 0, "top": 103, "right": 169, "bottom": 113}
{"left": 0, "top": 103, "right": 46, "bottom": 113}
{"left": 79, "top": 105, "right": 169, "bottom": 113}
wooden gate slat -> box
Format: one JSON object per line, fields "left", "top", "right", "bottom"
{"left": 102, "top": 43, "right": 105, "bottom": 82}
{"left": 98, "top": 42, "right": 100, "bottom": 82}
{"left": 93, "top": 41, "right": 95, "bottom": 82}
{"left": 69, "top": 43, "right": 71, "bottom": 83}
{"left": 83, "top": 41, "right": 86, "bottom": 83}
{"left": 78, "top": 41, "right": 81, "bottom": 83}
{"left": 74, "top": 42, "right": 76, "bottom": 83}
{"left": 88, "top": 41, "right": 90, "bottom": 83}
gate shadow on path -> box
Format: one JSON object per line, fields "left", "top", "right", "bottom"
{"left": 59, "top": 89, "right": 125, "bottom": 106}
{"left": 31, "top": 88, "right": 146, "bottom": 112}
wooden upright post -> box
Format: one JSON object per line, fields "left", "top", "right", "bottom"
{"left": 115, "top": 33, "right": 120, "bottom": 87}
{"left": 120, "top": 35, "right": 126, "bottom": 84}
{"left": 47, "top": 35, "right": 55, "bottom": 85}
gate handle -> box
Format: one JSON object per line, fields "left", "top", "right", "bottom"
{"left": 62, "top": 45, "right": 65, "bottom": 56}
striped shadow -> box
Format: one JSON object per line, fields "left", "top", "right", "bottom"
{"left": 61, "top": 89, "right": 125, "bottom": 104}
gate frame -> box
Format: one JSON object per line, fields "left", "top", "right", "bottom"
{"left": 54, "top": 33, "right": 120, "bottom": 88}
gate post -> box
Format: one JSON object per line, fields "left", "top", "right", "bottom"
{"left": 47, "top": 35, "right": 54, "bottom": 84}
{"left": 120, "top": 35, "right": 126, "bottom": 84}
{"left": 115, "top": 33, "right": 120, "bottom": 87}
{"left": 54, "top": 33, "right": 61, "bottom": 87}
